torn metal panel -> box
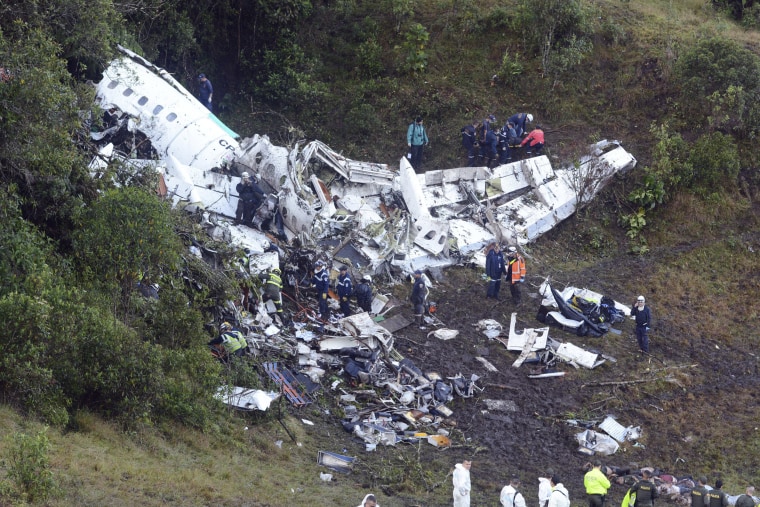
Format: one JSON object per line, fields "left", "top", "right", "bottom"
{"left": 507, "top": 312, "right": 549, "bottom": 351}
{"left": 554, "top": 342, "right": 606, "bottom": 369}
{"left": 215, "top": 386, "right": 280, "bottom": 411}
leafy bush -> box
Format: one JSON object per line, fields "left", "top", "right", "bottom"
{"left": 687, "top": 131, "right": 740, "bottom": 196}
{"left": 356, "top": 37, "right": 384, "bottom": 79}
{"left": 512, "top": 0, "right": 596, "bottom": 76}
{"left": 674, "top": 37, "right": 760, "bottom": 136}
{"left": 397, "top": 23, "right": 429, "bottom": 74}
{"left": 73, "top": 187, "right": 182, "bottom": 310}
{"left": 4, "top": 428, "right": 58, "bottom": 503}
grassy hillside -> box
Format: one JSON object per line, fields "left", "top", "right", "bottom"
{"left": 1, "top": 0, "right": 760, "bottom": 505}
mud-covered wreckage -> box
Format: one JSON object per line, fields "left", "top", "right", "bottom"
{"left": 92, "top": 45, "right": 637, "bottom": 276}
{"left": 89, "top": 47, "right": 640, "bottom": 451}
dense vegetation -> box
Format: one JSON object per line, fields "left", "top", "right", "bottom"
{"left": 1, "top": 0, "right": 760, "bottom": 503}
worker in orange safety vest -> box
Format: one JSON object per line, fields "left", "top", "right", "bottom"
{"left": 506, "top": 246, "right": 526, "bottom": 305}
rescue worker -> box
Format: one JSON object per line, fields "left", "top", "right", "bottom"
{"left": 690, "top": 477, "right": 710, "bottom": 507}
{"left": 506, "top": 246, "right": 526, "bottom": 305}
{"left": 507, "top": 112, "right": 533, "bottom": 138}
{"left": 631, "top": 295, "right": 652, "bottom": 353}
{"left": 734, "top": 486, "right": 756, "bottom": 507}
{"left": 501, "top": 475, "right": 527, "bottom": 507}
{"left": 538, "top": 469, "right": 555, "bottom": 507}
{"left": 584, "top": 460, "right": 611, "bottom": 507}
{"left": 485, "top": 243, "right": 506, "bottom": 300}
{"left": 629, "top": 469, "right": 658, "bottom": 507}
{"left": 235, "top": 172, "right": 266, "bottom": 225}
{"left": 548, "top": 475, "right": 570, "bottom": 507}
{"left": 259, "top": 267, "right": 284, "bottom": 317}
{"left": 521, "top": 125, "right": 545, "bottom": 156}
{"left": 410, "top": 269, "right": 429, "bottom": 330}
{"left": 406, "top": 116, "right": 429, "bottom": 171}
{"left": 452, "top": 460, "right": 472, "bottom": 507}
{"left": 336, "top": 265, "right": 353, "bottom": 317}
{"left": 197, "top": 73, "right": 213, "bottom": 111}
{"left": 480, "top": 125, "right": 498, "bottom": 168}
{"left": 207, "top": 322, "right": 247, "bottom": 360}
{"left": 461, "top": 120, "right": 479, "bottom": 167}
{"left": 312, "top": 260, "right": 330, "bottom": 324}
{"left": 354, "top": 275, "right": 374, "bottom": 313}
{"left": 707, "top": 480, "right": 729, "bottom": 507}
{"left": 356, "top": 493, "right": 378, "bottom": 507}
{"left": 497, "top": 125, "right": 514, "bottom": 165}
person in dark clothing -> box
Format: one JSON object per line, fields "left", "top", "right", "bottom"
{"left": 481, "top": 127, "right": 498, "bottom": 168}
{"left": 507, "top": 112, "right": 533, "bottom": 138}
{"left": 198, "top": 74, "right": 213, "bottom": 111}
{"left": 497, "top": 126, "right": 511, "bottom": 165}
{"left": 410, "top": 269, "right": 429, "bottom": 330}
{"left": 336, "top": 266, "right": 353, "bottom": 317}
{"left": 734, "top": 486, "right": 756, "bottom": 507}
{"left": 690, "top": 477, "right": 710, "bottom": 507}
{"left": 312, "top": 260, "right": 330, "bottom": 324}
{"left": 354, "top": 275, "right": 374, "bottom": 313}
{"left": 235, "top": 172, "right": 266, "bottom": 225}
{"left": 485, "top": 243, "right": 506, "bottom": 300}
{"left": 461, "top": 120, "right": 479, "bottom": 167}
{"left": 630, "top": 470, "right": 658, "bottom": 507}
{"left": 707, "top": 480, "right": 729, "bottom": 507}
{"left": 631, "top": 295, "right": 653, "bottom": 353}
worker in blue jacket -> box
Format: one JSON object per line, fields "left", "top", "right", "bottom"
{"left": 312, "top": 260, "right": 330, "bottom": 323}
{"left": 485, "top": 243, "right": 507, "bottom": 299}
{"left": 336, "top": 266, "right": 353, "bottom": 317}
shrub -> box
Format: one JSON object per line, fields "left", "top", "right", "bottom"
{"left": 397, "top": 23, "right": 429, "bottom": 74}
{"left": 5, "top": 428, "right": 58, "bottom": 503}
{"left": 674, "top": 37, "right": 760, "bottom": 136}
{"left": 687, "top": 131, "right": 740, "bottom": 196}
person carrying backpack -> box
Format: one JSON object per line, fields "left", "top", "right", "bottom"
{"left": 406, "top": 116, "right": 429, "bottom": 170}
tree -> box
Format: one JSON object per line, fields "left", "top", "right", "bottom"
{"left": 73, "top": 187, "right": 181, "bottom": 313}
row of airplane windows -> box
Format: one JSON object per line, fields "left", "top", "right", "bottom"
{"left": 107, "top": 80, "right": 178, "bottom": 122}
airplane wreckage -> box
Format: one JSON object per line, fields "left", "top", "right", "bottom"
{"left": 88, "top": 47, "right": 642, "bottom": 455}
{"left": 91, "top": 45, "right": 638, "bottom": 276}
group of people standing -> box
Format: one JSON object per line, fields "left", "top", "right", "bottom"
{"left": 451, "top": 460, "right": 570, "bottom": 507}
{"left": 485, "top": 242, "right": 527, "bottom": 304}
{"left": 450, "top": 459, "right": 757, "bottom": 507}
{"left": 311, "top": 260, "right": 375, "bottom": 327}
{"left": 405, "top": 112, "right": 545, "bottom": 171}
{"left": 461, "top": 112, "right": 545, "bottom": 168}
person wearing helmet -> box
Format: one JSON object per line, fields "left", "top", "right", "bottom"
{"left": 336, "top": 266, "right": 353, "bottom": 317}
{"left": 208, "top": 321, "right": 247, "bottom": 360}
{"left": 520, "top": 124, "right": 545, "bottom": 156}
{"left": 259, "top": 266, "right": 284, "bottom": 318}
{"left": 235, "top": 171, "right": 266, "bottom": 226}
{"left": 312, "top": 260, "right": 330, "bottom": 324}
{"left": 630, "top": 295, "right": 652, "bottom": 353}
{"left": 354, "top": 275, "right": 374, "bottom": 314}
{"left": 506, "top": 112, "right": 533, "bottom": 138}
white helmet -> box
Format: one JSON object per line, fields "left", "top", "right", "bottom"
{"left": 241, "top": 171, "right": 250, "bottom": 179}
{"left": 362, "top": 275, "right": 372, "bottom": 283}
{"left": 526, "top": 114, "right": 534, "bottom": 123}
{"left": 261, "top": 240, "right": 270, "bottom": 251}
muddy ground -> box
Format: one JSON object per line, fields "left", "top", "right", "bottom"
{"left": 274, "top": 203, "right": 760, "bottom": 507}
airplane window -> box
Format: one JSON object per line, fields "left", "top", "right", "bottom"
{"left": 166, "top": 112, "right": 177, "bottom": 121}
{"left": 107, "top": 81, "right": 119, "bottom": 89}
{"left": 123, "top": 88, "right": 134, "bottom": 96}
{"left": 138, "top": 96, "right": 149, "bottom": 106}
{"left": 152, "top": 105, "right": 164, "bottom": 115}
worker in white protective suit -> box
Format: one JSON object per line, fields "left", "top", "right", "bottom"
{"left": 453, "top": 460, "right": 472, "bottom": 507}
{"left": 356, "top": 493, "right": 378, "bottom": 507}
